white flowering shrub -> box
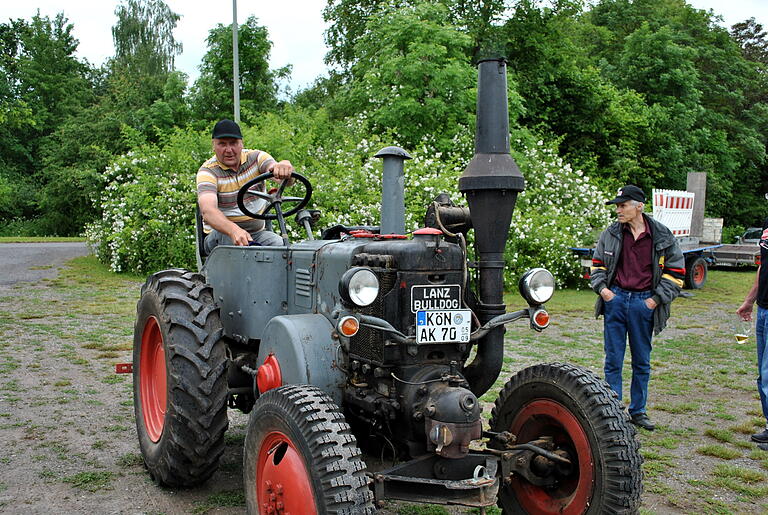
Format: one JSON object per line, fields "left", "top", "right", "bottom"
{"left": 86, "top": 110, "right": 608, "bottom": 286}
{"left": 506, "top": 137, "right": 612, "bottom": 287}
{"left": 85, "top": 129, "right": 211, "bottom": 274}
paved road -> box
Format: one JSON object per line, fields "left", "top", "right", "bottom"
{"left": 0, "top": 242, "right": 91, "bottom": 285}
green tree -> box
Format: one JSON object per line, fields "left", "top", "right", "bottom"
{"left": 331, "top": 2, "right": 479, "bottom": 151}
{"left": 112, "top": 0, "right": 182, "bottom": 77}
{"left": 583, "top": 0, "right": 768, "bottom": 223}
{"left": 500, "top": 0, "right": 652, "bottom": 187}
{"left": 731, "top": 18, "right": 768, "bottom": 66}
{"left": 190, "top": 16, "right": 289, "bottom": 123}
{"left": 0, "top": 13, "right": 94, "bottom": 232}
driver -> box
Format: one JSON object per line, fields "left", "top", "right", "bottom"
{"left": 197, "top": 119, "right": 295, "bottom": 253}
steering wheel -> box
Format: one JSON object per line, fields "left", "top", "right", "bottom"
{"left": 236, "top": 171, "right": 312, "bottom": 220}
{"left": 236, "top": 171, "right": 312, "bottom": 244}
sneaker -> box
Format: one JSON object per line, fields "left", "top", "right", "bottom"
{"left": 758, "top": 442, "right": 768, "bottom": 451}
{"left": 630, "top": 412, "right": 655, "bottom": 431}
{"left": 751, "top": 429, "right": 768, "bottom": 443}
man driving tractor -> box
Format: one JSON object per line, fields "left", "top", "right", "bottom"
{"left": 197, "top": 119, "right": 295, "bottom": 252}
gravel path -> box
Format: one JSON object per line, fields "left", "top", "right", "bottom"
{"left": 0, "top": 242, "right": 90, "bottom": 285}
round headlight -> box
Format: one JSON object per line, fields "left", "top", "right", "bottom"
{"left": 519, "top": 268, "right": 555, "bottom": 305}
{"left": 339, "top": 268, "right": 380, "bottom": 307}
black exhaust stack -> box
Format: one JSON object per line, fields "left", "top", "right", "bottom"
{"left": 460, "top": 59, "right": 525, "bottom": 397}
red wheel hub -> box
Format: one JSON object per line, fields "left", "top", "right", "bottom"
{"left": 140, "top": 316, "right": 167, "bottom": 442}
{"left": 255, "top": 431, "right": 317, "bottom": 514}
{"left": 693, "top": 263, "right": 705, "bottom": 284}
{"left": 508, "top": 399, "right": 594, "bottom": 515}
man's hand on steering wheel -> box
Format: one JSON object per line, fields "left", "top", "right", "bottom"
{"left": 269, "top": 160, "right": 294, "bottom": 181}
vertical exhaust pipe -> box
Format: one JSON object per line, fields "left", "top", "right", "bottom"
{"left": 460, "top": 59, "right": 525, "bottom": 397}
{"left": 375, "top": 146, "right": 411, "bottom": 235}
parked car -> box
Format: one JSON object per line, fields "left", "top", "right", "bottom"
{"left": 736, "top": 227, "right": 762, "bottom": 245}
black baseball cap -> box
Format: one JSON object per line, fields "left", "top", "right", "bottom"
{"left": 212, "top": 119, "right": 242, "bottom": 139}
{"left": 606, "top": 185, "right": 646, "bottom": 205}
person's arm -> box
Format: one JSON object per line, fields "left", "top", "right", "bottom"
{"left": 590, "top": 232, "right": 615, "bottom": 302}
{"left": 198, "top": 192, "right": 252, "bottom": 246}
{"left": 737, "top": 266, "right": 760, "bottom": 321}
{"left": 648, "top": 239, "right": 685, "bottom": 309}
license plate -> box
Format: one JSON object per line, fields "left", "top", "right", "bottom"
{"left": 411, "top": 284, "right": 462, "bottom": 313}
{"left": 416, "top": 310, "right": 471, "bottom": 343}
{"left": 580, "top": 259, "right": 592, "bottom": 267}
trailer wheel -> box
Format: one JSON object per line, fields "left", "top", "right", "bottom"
{"left": 685, "top": 256, "right": 707, "bottom": 289}
{"left": 133, "top": 269, "right": 228, "bottom": 487}
{"left": 490, "top": 363, "right": 642, "bottom": 514}
{"left": 244, "top": 385, "right": 374, "bottom": 514}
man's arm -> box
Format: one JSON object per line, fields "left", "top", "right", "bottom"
{"left": 738, "top": 266, "right": 760, "bottom": 321}
{"left": 649, "top": 239, "right": 685, "bottom": 309}
{"left": 590, "top": 231, "right": 614, "bottom": 301}
{"left": 198, "top": 192, "right": 252, "bottom": 246}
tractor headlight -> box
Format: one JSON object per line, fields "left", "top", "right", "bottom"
{"left": 339, "top": 268, "right": 380, "bottom": 307}
{"left": 519, "top": 268, "right": 555, "bottom": 305}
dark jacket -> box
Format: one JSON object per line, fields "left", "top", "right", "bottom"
{"left": 590, "top": 214, "right": 685, "bottom": 335}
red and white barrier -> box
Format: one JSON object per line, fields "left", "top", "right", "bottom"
{"left": 652, "top": 189, "right": 695, "bottom": 237}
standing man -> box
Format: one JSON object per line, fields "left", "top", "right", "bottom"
{"left": 197, "top": 119, "right": 295, "bottom": 253}
{"left": 737, "top": 221, "right": 768, "bottom": 446}
{"left": 591, "top": 185, "right": 685, "bottom": 431}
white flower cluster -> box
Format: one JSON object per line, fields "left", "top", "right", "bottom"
{"left": 85, "top": 121, "right": 608, "bottom": 285}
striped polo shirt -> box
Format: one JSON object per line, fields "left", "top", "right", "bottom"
{"left": 196, "top": 149, "right": 276, "bottom": 233}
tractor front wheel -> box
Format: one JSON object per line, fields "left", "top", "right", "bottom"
{"left": 244, "top": 385, "right": 374, "bottom": 514}
{"left": 490, "top": 362, "right": 642, "bottom": 514}
{"left": 133, "top": 269, "right": 228, "bottom": 487}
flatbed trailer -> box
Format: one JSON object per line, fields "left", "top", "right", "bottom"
{"left": 571, "top": 242, "right": 722, "bottom": 290}
{"left": 710, "top": 244, "right": 760, "bottom": 268}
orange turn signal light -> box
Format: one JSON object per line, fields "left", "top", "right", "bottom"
{"left": 338, "top": 316, "right": 360, "bottom": 337}
{"left": 533, "top": 309, "right": 550, "bottom": 329}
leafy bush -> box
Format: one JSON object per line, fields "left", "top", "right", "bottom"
{"left": 88, "top": 109, "right": 609, "bottom": 287}
{"left": 506, "top": 135, "right": 612, "bottom": 286}
{"left": 85, "top": 128, "right": 210, "bottom": 274}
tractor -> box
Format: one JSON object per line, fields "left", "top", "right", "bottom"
{"left": 129, "top": 59, "right": 642, "bottom": 514}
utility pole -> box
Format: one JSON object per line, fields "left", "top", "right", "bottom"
{"left": 232, "top": 0, "right": 240, "bottom": 123}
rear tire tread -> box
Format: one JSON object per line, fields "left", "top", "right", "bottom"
{"left": 134, "top": 269, "right": 228, "bottom": 487}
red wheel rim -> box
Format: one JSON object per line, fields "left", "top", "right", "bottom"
{"left": 140, "top": 316, "right": 167, "bottom": 443}
{"left": 255, "top": 431, "right": 318, "bottom": 514}
{"left": 508, "top": 399, "right": 594, "bottom": 515}
{"left": 693, "top": 263, "right": 705, "bottom": 285}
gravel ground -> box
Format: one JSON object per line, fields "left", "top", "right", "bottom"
{"left": 1, "top": 248, "right": 767, "bottom": 514}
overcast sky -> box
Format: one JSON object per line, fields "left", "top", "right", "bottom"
{"left": 3, "top": 1, "right": 767, "bottom": 93}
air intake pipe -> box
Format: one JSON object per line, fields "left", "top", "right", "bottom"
{"left": 460, "top": 59, "right": 525, "bottom": 397}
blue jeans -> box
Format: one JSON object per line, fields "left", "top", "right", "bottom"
{"left": 755, "top": 307, "right": 768, "bottom": 423}
{"left": 603, "top": 286, "right": 655, "bottom": 415}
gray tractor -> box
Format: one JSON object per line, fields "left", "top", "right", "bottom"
{"left": 131, "top": 59, "right": 642, "bottom": 514}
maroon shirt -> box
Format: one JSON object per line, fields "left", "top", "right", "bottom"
{"left": 614, "top": 216, "right": 653, "bottom": 291}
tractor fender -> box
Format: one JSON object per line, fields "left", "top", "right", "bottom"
{"left": 256, "top": 314, "right": 345, "bottom": 406}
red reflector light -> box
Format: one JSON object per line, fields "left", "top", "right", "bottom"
{"left": 533, "top": 310, "right": 550, "bottom": 328}
{"left": 115, "top": 363, "right": 133, "bottom": 374}
{"left": 338, "top": 316, "right": 360, "bottom": 337}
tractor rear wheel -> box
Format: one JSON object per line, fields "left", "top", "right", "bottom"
{"left": 684, "top": 256, "right": 707, "bottom": 289}
{"left": 244, "top": 385, "right": 374, "bottom": 514}
{"left": 133, "top": 269, "right": 228, "bottom": 487}
{"left": 490, "top": 362, "right": 642, "bottom": 514}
